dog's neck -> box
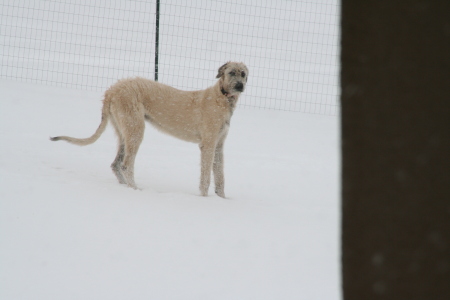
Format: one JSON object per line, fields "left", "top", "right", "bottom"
{"left": 221, "top": 87, "right": 230, "bottom": 97}
{"left": 217, "top": 81, "right": 240, "bottom": 114}
{"left": 220, "top": 87, "right": 238, "bottom": 113}
{"left": 221, "top": 87, "right": 237, "bottom": 101}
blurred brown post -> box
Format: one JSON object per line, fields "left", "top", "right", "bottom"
{"left": 341, "top": 1, "right": 450, "bottom": 299}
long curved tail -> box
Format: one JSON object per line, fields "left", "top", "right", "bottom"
{"left": 50, "top": 102, "right": 109, "bottom": 146}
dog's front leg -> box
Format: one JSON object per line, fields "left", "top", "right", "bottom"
{"left": 199, "top": 141, "right": 216, "bottom": 196}
{"left": 213, "top": 139, "right": 226, "bottom": 198}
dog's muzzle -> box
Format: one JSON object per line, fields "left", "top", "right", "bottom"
{"left": 234, "top": 82, "right": 244, "bottom": 92}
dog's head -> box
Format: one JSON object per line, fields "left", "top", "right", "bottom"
{"left": 216, "top": 62, "right": 248, "bottom": 97}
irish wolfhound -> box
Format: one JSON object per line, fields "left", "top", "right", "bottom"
{"left": 50, "top": 62, "right": 248, "bottom": 198}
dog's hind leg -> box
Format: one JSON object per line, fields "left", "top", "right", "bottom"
{"left": 109, "top": 97, "right": 146, "bottom": 189}
{"left": 111, "top": 143, "right": 126, "bottom": 184}
{"left": 120, "top": 119, "right": 145, "bottom": 190}
{"left": 109, "top": 117, "right": 127, "bottom": 184}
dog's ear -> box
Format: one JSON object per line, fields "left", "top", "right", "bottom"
{"left": 216, "top": 62, "right": 229, "bottom": 78}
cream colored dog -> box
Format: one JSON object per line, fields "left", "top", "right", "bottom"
{"left": 50, "top": 62, "right": 248, "bottom": 197}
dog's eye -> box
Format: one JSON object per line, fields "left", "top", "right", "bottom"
{"left": 241, "top": 72, "right": 246, "bottom": 78}
{"left": 229, "top": 71, "right": 235, "bottom": 76}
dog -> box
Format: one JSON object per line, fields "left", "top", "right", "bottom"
{"left": 50, "top": 62, "right": 248, "bottom": 198}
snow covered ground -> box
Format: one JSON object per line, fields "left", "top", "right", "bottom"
{"left": 1, "top": 0, "right": 341, "bottom": 297}
{"left": 0, "top": 78, "right": 340, "bottom": 299}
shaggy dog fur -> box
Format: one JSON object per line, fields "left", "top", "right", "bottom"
{"left": 50, "top": 62, "right": 248, "bottom": 197}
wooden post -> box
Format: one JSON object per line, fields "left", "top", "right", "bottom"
{"left": 341, "top": 0, "right": 450, "bottom": 299}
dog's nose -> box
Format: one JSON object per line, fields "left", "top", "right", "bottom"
{"left": 235, "top": 82, "right": 244, "bottom": 91}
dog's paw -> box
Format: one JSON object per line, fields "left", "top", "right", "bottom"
{"left": 126, "top": 184, "right": 141, "bottom": 190}
{"left": 215, "top": 189, "right": 226, "bottom": 198}
{"left": 200, "top": 185, "right": 209, "bottom": 197}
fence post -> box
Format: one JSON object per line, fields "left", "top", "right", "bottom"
{"left": 154, "top": 0, "right": 160, "bottom": 81}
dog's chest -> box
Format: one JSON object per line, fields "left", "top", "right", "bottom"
{"left": 219, "top": 117, "right": 231, "bottom": 136}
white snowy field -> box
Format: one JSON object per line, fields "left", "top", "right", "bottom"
{"left": 0, "top": 78, "right": 340, "bottom": 299}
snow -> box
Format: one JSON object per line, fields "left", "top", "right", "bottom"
{"left": 1, "top": 0, "right": 341, "bottom": 297}
{"left": 0, "top": 79, "right": 340, "bottom": 299}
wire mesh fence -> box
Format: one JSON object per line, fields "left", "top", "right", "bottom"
{"left": 0, "top": 0, "right": 339, "bottom": 115}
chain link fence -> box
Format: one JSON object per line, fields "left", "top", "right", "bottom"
{"left": 0, "top": 0, "right": 339, "bottom": 115}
